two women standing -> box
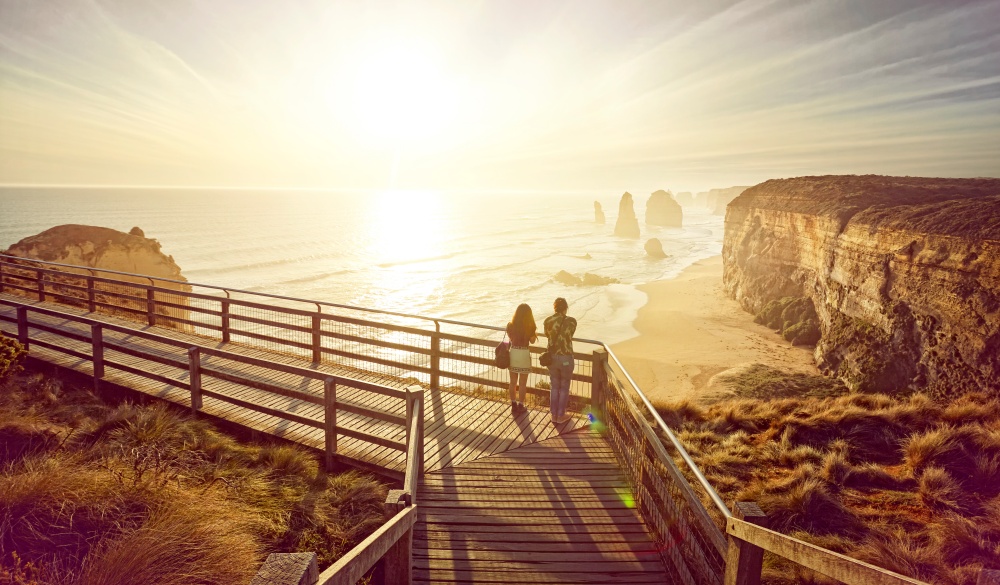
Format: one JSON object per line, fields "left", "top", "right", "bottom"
{"left": 504, "top": 298, "right": 577, "bottom": 423}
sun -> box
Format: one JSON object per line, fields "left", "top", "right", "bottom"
{"left": 346, "top": 43, "right": 458, "bottom": 146}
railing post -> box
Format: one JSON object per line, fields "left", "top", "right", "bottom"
{"left": 311, "top": 313, "right": 321, "bottom": 363}
{"left": 405, "top": 386, "right": 420, "bottom": 452}
{"left": 220, "top": 299, "right": 231, "bottom": 343}
{"left": 724, "top": 502, "right": 769, "bottom": 585}
{"left": 591, "top": 348, "right": 608, "bottom": 419}
{"left": 381, "top": 490, "right": 412, "bottom": 585}
{"left": 91, "top": 324, "right": 104, "bottom": 393}
{"left": 86, "top": 277, "right": 96, "bottom": 312}
{"left": 146, "top": 287, "right": 156, "bottom": 326}
{"left": 36, "top": 269, "right": 45, "bottom": 302}
{"left": 16, "top": 306, "right": 29, "bottom": 349}
{"left": 0, "top": 260, "right": 5, "bottom": 294}
{"left": 188, "top": 347, "right": 202, "bottom": 413}
{"left": 324, "top": 377, "right": 337, "bottom": 471}
{"left": 430, "top": 322, "right": 441, "bottom": 390}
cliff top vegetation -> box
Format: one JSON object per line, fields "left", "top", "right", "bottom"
{"left": 0, "top": 345, "right": 388, "bottom": 585}
{"left": 655, "top": 378, "right": 1000, "bottom": 585}
{"left": 730, "top": 176, "right": 1000, "bottom": 239}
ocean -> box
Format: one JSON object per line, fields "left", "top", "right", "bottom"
{"left": 0, "top": 188, "right": 724, "bottom": 345}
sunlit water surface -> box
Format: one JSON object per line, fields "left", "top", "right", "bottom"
{"left": 0, "top": 188, "right": 724, "bottom": 344}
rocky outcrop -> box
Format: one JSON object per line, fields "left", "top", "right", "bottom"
{"left": 554, "top": 271, "right": 620, "bottom": 286}
{"left": 4, "top": 225, "right": 191, "bottom": 329}
{"left": 644, "top": 238, "right": 667, "bottom": 258}
{"left": 675, "top": 192, "right": 694, "bottom": 206}
{"left": 723, "top": 175, "right": 1000, "bottom": 396}
{"left": 645, "top": 190, "right": 683, "bottom": 227}
{"left": 594, "top": 201, "right": 606, "bottom": 224}
{"left": 614, "top": 192, "right": 640, "bottom": 238}
{"left": 709, "top": 186, "right": 750, "bottom": 215}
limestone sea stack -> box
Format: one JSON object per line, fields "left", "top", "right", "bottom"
{"left": 613, "top": 192, "right": 640, "bottom": 238}
{"left": 675, "top": 192, "right": 694, "bottom": 207}
{"left": 554, "top": 271, "right": 619, "bottom": 286}
{"left": 709, "top": 186, "right": 751, "bottom": 215}
{"left": 594, "top": 201, "right": 606, "bottom": 224}
{"left": 645, "top": 190, "right": 683, "bottom": 227}
{"left": 4, "top": 224, "right": 192, "bottom": 329}
{"left": 644, "top": 238, "right": 667, "bottom": 258}
{"left": 722, "top": 175, "right": 1000, "bottom": 396}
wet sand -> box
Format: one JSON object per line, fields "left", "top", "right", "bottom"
{"left": 611, "top": 255, "right": 818, "bottom": 403}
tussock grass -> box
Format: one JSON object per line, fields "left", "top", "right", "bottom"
{"left": 654, "top": 385, "right": 1000, "bottom": 584}
{"left": 0, "top": 365, "right": 389, "bottom": 584}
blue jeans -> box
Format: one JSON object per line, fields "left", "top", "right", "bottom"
{"left": 548, "top": 354, "right": 574, "bottom": 419}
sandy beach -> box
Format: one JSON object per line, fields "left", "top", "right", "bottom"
{"left": 611, "top": 255, "right": 818, "bottom": 403}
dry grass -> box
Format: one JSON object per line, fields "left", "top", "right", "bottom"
{"left": 0, "top": 365, "right": 389, "bottom": 584}
{"left": 654, "top": 387, "right": 1000, "bottom": 584}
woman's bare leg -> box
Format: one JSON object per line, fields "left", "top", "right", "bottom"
{"left": 517, "top": 373, "right": 529, "bottom": 404}
{"left": 508, "top": 372, "right": 518, "bottom": 403}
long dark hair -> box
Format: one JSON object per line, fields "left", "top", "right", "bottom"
{"left": 509, "top": 303, "right": 538, "bottom": 343}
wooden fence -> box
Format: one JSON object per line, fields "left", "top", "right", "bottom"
{"left": 1, "top": 299, "right": 418, "bottom": 472}
{"left": 0, "top": 254, "right": 600, "bottom": 406}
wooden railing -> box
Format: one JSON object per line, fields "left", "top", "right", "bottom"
{"left": 0, "top": 254, "right": 600, "bottom": 407}
{"left": 0, "top": 298, "right": 416, "bottom": 471}
{"left": 313, "top": 391, "right": 424, "bottom": 585}
{"left": 597, "top": 348, "right": 933, "bottom": 585}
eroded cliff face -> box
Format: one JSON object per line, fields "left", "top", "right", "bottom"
{"left": 6, "top": 224, "right": 186, "bottom": 282}
{"left": 722, "top": 176, "right": 1000, "bottom": 396}
{"left": 4, "top": 225, "right": 191, "bottom": 328}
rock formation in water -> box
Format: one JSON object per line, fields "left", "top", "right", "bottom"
{"left": 675, "top": 192, "right": 694, "bottom": 207}
{"left": 695, "top": 191, "right": 710, "bottom": 208}
{"left": 554, "top": 271, "right": 619, "bottom": 286}
{"left": 708, "top": 186, "right": 751, "bottom": 215}
{"left": 722, "top": 175, "right": 1000, "bottom": 396}
{"left": 644, "top": 238, "right": 667, "bottom": 258}
{"left": 594, "top": 201, "right": 606, "bottom": 224}
{"left": 614, "top": 192, "right": 640, "bottom": 238}
{"left": 645, "top": 190, "right": 683, "bottom": 227}
{"left": 4, "top": 225, "right": 191, "bottom": 328}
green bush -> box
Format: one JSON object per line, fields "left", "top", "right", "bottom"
{"left": 0, "top": 333, "right": 27, "bottom": 383}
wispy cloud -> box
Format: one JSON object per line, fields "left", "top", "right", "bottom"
{"left": 0, "top": 0, "right": 997, "bottom": 192}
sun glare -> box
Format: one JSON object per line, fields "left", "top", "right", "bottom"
{"left": 346, "top": 43, "right": 459, "bottom": 146}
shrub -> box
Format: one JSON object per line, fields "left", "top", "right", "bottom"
{"left": 0, "top": 334, "right": 27, "bottom": 383}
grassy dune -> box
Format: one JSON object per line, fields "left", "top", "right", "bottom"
{"left": 655, "top": 375, "right": 1000, "bottom": 585}
{"left": 0, "top": 340, "right": 388, "bottom": 585}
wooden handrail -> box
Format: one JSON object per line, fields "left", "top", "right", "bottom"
{"left": 0, "top": 255, "right": 602, "bottom": 407}
{"left": 316, "top": 505, "right": 417, "bottom": 585}
{"left": 727, "top": 518, "right": 929, "bottom": 585}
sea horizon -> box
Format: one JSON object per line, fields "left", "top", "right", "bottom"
{"left": 1, "top": 186, "right": 724, "bottom": 346}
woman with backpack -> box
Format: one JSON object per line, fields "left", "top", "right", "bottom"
{"left": 506, "top": 303, "right": 537, "bottom": 415}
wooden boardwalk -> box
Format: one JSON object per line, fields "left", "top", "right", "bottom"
{"left": 0, "top": 292, "right": 668, "bottom": 583}
{"left": 416, "top": 431, "right": 668, "bottom": 583}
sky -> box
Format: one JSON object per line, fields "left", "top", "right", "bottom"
{"left": 1, "top": 0, "right": 999, "bottom": 194}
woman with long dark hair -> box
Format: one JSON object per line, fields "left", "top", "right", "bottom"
{"left": 506, "top": 303, "right": 537, "bottom": 414}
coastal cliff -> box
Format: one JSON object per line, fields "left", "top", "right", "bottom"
{"left": 4, "top": 225, "right": 191, "bottom": 329}
{"left": 722, "top": 175, "right": 1000, "bottom": 396}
